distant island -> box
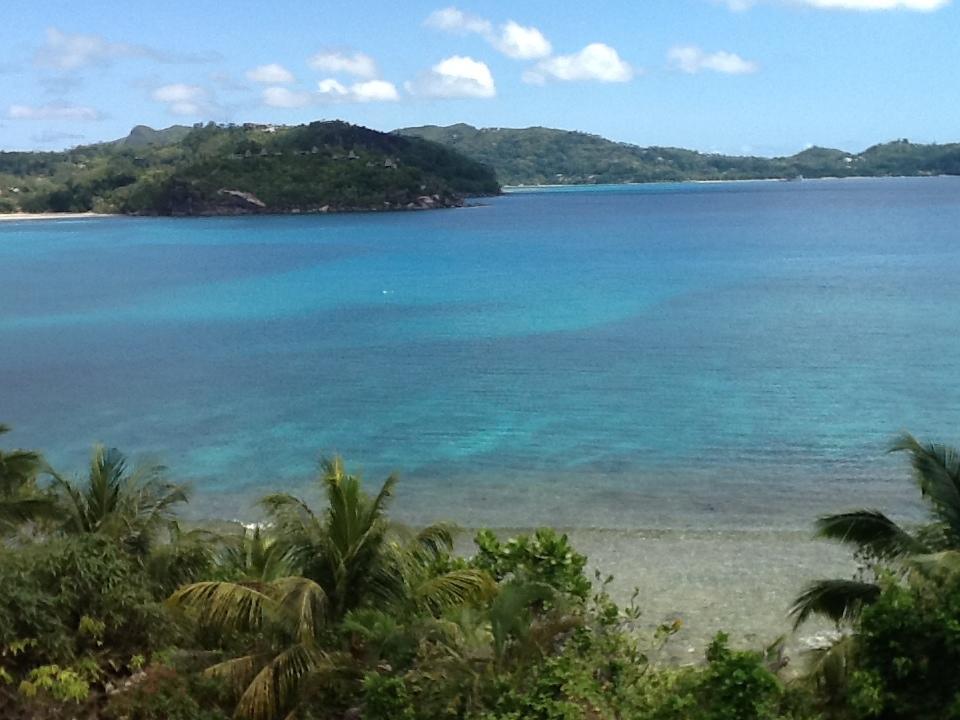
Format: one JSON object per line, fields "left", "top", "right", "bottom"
{"left": 5, "top": 120, "right": 960, "bottom": 217}
{"left": 398, "top": 123, "right": 960, "bottom": 186}
{"left": 0, "top": 121, "right": 500, "bottom": 216}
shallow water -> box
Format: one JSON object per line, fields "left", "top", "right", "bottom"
{"left": 2, "top": 177, "right": 957, "bottom": 530}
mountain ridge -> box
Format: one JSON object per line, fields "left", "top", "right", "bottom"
{"left": 397, "top": 124, "right": 960, "bottom": 186}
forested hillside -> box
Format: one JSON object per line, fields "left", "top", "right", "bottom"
{"left": 0, "top": 121, "right": 500, "bottom": 215}
{"left": 398, "top": 123, "right": 960, "bottom": 185}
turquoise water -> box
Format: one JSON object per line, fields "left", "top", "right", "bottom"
{"left": 2, "top": 177, "right": 958, "bottom": 529}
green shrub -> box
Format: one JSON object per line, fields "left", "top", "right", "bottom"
{"left": 0, "top": 535, "right": 172, "bottom": 676}
{"left": 362, "top": 673, "right": 416, "bottom": 720}
{"left": 473, "top": 529, "right": 591, "bottom": 601}
{"left": 845, "top": 570, "right": 960, "bottom": 719}
{"left": 102, "top": 664, "right": 230, "bottom": 720}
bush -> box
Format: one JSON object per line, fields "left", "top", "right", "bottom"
{"left": 102, "top": 664, "right": 230, "bottom": 720}
{"left": 845, "top": 569, "right": 960, "bottom": 719}
{"left": 0, "top": 535, "right": 173, "bottom": 676}
{"left": 473, "top": 529, "right": 592, "bottom": 601}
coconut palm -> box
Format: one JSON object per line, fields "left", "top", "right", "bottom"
{"left": 0, "top": 424, "right": 58, "bottom": 533}
{"left": 791, "top": 432, "right": 960, "bottom": 628}
{"left": 260, "top": 456, "right": 492, "bottom": 622}
{"left": 169, "top": 575, "right": 337, "bottom": 720}
{"left": 170, "top": 458, "right": 492, "bottom": 720}
{"left": 218, "top": 525, "right": 294, "bottom": 583}
{"left": 51, "top": 444, "right": 189, "bottom": 556}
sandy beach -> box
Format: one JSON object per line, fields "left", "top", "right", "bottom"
{"left": 0, "top": 212, "right": 118, "bottom": 222}
{"left": 455, "top": 528, "right": 855, "bottom": 664}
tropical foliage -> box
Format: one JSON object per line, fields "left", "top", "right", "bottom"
{"left": 1, "top": 424, "right": 959, "bottom": 720}
{"left": 791, "top": 432, "right": 960, "bottom": 628}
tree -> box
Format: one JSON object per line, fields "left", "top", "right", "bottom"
{"left": 791, "top": 432, "right": 960, "bottom": 628}
{"left": 168, "top": 458, "right": 491, "bottom": 720}
{"left": 260, "top": 457, "right": 491, "bottom": 622}
{"left": 0, "top": 424, "right": 58, "bottom": 535}
{"left": 51, "top": 444, "right": 189, "bottom": 556}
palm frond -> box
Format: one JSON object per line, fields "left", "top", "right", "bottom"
{"left": 815, "top": 510, "right": 928, "bottom": 559}
{"left": 167, "top": 580, "right": 276, "bottom": 632}
{"left": 273, "top": 576, "right": 328, "bottom": 643}
{"left": 891, "top": 433, "right": 960, "bottom": 536}
{"left": 234, "top": 643, "right": 325, "bottom": 720}
{"left": 414, "top": 569, "right": 495, "bottom": 616}
{"left": 415, "top": 523, "right": 456, "bottom": 558}
{"left": 790, "top": 579, "right": 881, "bottom": 629}
{"left": 205, "top": 653, "right": 273, "bottom": 696}
{"left": 0, "top": 495, "right": 60, "bottom": 529}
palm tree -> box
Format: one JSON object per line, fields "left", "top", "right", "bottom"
{"left": 169, "top": 458, "right": 492, "bottom": 720}
{"left": 260, "top": 456, "right": 492, "bottom": 622}
{"left": 169, "top": 575, "right": 338, "bottom": 720}
{"left": 0, "top": 424, "right": 58, "bottom": 534}
{"left": 51, "top": 444, "right": 189, "bottom": 556}
{"left": 218, "top": 525, "right": 294, "bottom": 583}
{"left": 791, "top": 432, "right": 960, "bottom": 628}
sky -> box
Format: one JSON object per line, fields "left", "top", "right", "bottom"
{"left": 1, "top": 0, "right": 958, "bottom": 155}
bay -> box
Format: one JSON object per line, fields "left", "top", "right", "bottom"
{"left": 2, "top": 177, "right": 958, "bottom": 530}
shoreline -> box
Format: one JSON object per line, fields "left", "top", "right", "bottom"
{"left": 502, "top": 174, "right": 955, "bottom": 191}
{"left": 0, "top": 212, "right": 119, "bottom": 222}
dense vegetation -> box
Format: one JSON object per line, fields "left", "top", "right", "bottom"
{"left": 0, "top": 121, "right": 500, "bottom": 215}
{"left": 2, "top": 422, "right": 959, "bottom": 719}
{"left": 398, "top": 124, "right": 960, "bottom": 186}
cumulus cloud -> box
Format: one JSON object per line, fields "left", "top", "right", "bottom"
{"left": 151, "top": 83, "right": 211, "bottom": 116}
{"left": 317, "top": 78, "right": 400, "bottom": 103}
{"left": 247, "top": 63, "right": 294, "bottom": 84}
{"left": 262, "top": 86, "right": 311, "bottom": 108}
{"left": 668, "top": 46, "right": 758, "bottom": 74}
{"left": 405, "top": 55, "right": 496, "bottom": 98}
{"left": 308, "top": 51, "right": 377, "bottom": 78}
{"left": 7, "top": 103, "right": 101, "bottom": 121}
{"left": 524, "top": 43, "right": 633, "bottom": 84}
{"left": 425, "top": 7, "right": 552, "bottom": 60}
{"left": 34, "top": 27, "right": 217, "bottom": 71}
{"left": 494, "top": 21, "right": 552, "bottom": 60}
{"left": 721, "top": 0, "right": 948, "bottom": 9}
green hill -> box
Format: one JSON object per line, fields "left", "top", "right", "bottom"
{"left": 397, "top": 124, "right": 960, "bottom": 185}
{"left": 0, "top": 121, "right": 500, "bottom": 215}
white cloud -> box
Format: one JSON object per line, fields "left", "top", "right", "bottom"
{"left": 668, "top": 46, "right": 758, "bottom": 74}
{"left": 317, "top": 78, "right": 400, "bottom": 103}
{"left": 35, "top": 27, "right": 143, "bottom": 70}
{"left": 262, "top": 86, "right": 311, "bottom": 108}
{"left": 351, "top": 80, "right": 400, "bottom": 102}
{"left": 494, "top": 21, "right": 552, "bottom": 60}
{"left": 425, "top": 7, "right": 493, "bottom": 34}
{"left": 721, "top": 0, "right": 948, "bottom": 9}
{"left": 308, "top": 51, "right": 377, "bottom": 78}
{"left": 34, "top": 27, "right": 218, "bottom": 70}
{"left": 247, "top": 63, "right": 294, "bottom": 84}
{"left": 425, "top": 7, "right": 552, "bottom": 60}
{"left": 524, "top": 43, "right": 633, "bottom": 84}
{"left": 405, "top": 55, "right": 496, "bottom": 98}
{"left": 7, "top": 103, "right": 100, "bottom": 120}
{"left": 151, "top": 83, "right": 209, "bottom": 116}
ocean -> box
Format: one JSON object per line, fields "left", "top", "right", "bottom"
{"left": 2, "top": 177, "right": 957, "bottom": 530}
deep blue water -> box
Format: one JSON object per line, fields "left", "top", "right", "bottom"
{"left": 2, "top": 178, "right": 958, "bottom": 529}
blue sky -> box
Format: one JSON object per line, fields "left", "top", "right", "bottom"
{"left": 1, "top": 0, "right": 957, "bottom": 155}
